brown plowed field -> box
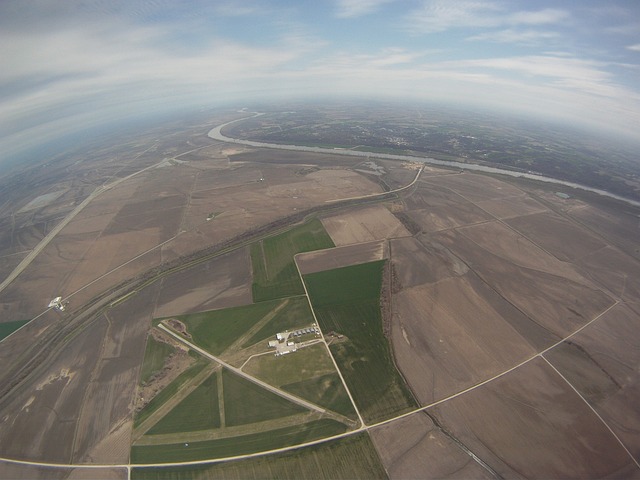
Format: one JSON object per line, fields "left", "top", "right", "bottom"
{"left": 0, "top": 319, "right": 109, "bottom": 462}
{"left": 391, "top": 272, "right": 539, "bottom": 404}
{"left": 72, "top": 284, "right": 161, "bottom": 464}
{"left": 370, "top": 411, "right": 494, "bottom": 479}
{"left": 577, "top": 246, "right": 640, "bottom": 302}
{"left": 403, "top": 184, "right": 492, "bottom": 232}
{"left": 457, "top": 220, "right": 589, "bottom": 283}
{"left": 476, "top": 194, "right": 548, "bottom": 219}
{"left": 0, "top": 462, "right": 126, "bottom": 479}
{"left": 295, "top": 240, "right": 386, "bottom": 275}
{"left": 507, "top": 211, "right": 607, "bottom": 262}
{"left": 545, "top": 303, "right": 640, "bottom": 458}
{"left": 154, "top": 247, "right": 252, "bottom": 318}
{"left": 425, "top": 172, "right": 524, "bottom": 202}
{"left": 321, "top": 205, "right": 410, "bottom": 246}
{"left": 430, "top": 357, "right": 638, "bottom": 478}
{"left": 435, "top": 228, "right": 614, "bottom": 338}
{"left": 566, "top": 202, "right": 640, "bottom": 260}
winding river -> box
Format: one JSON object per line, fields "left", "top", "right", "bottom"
{"left": 209, "top": 114, "right": 640, "bottom": 209}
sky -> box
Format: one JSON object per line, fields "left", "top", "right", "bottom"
{"left": 2, "top": 0, "right": 640, "bottom": 163}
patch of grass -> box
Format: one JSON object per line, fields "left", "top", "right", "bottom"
{"left": 251, "top": 219, "right": 334, "bottom": 302}
{"left": 145, "top": 372, "right": 220, "bottom": 435}
{"left": 130, "top": 419, "right": 347, "bottom": 464}
{"left": 223, "top": 369, "right": 307, "bottom": 426}
{"left": 304, "top": 260, "right": 386, "bottom": 307}
{"left": 282, "top": 373, "right": 357, "bottom": 420}
{"left": 0, "top": 320, "right": 29, "bottom": 341}
{"left": 134, "top": 356, "right": 209, "bottom": 428}
{"left": 242, "top": 296, "right": 315, "bottom": 348}
{"left": 131, "top": 432, "right": 387, "bottom": 478}
{"left": 139, "top": 335, "right": 175, "bottom": 385}
{"left": 172, "top": 299, "right": 282, "bottom": 356}
{"left": 243, "top": 343, "right": 336, "bottom": 387}
{"left": 305, "top": 261, "right": 418, "bottom": 424}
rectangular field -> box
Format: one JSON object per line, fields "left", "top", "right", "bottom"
{"left": 321, "top": 205, "right": 410, "bottom": 246}
{"left": 304, "top": 261, "right": 418, "bottom": 423}
{"left": 251, "top": 219, "right": 334, "bottom": 302}
{"left": 296, "top": 240, "right": 387, "bottom": 275}
{"left": 130, "top": 419, "right": 347, "bottom": 463}
{"left": 131, "top": 432, "right": 386, "bottom": 479}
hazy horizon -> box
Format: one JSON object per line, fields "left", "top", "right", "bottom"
{"left": 2, "top": 0, "right": 640, "bottom": 165}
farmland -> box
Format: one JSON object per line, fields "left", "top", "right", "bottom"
{"left": 0, "top": 319, "right": 28, "bottom": 341}
{"left": 304, "top": 261, "right": 418, "bottom": 423}
{"left": 0, "top": 104, "right": 639, "bottom": 478}
{"left": 139, "top": 335, "right": 176, "bottom": 385}
{"left": 131, "top": 419, "right": 348, "bottom": 463}
{"left": 250, "top": 219, "right": 334, "bottom": 302}
{"left": 131, "top": 432, "right": 386, "bottom": 479}
{"left": 167, "top": 299, "right": 284, "bottom": 356}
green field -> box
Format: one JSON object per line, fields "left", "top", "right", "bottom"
{"left": 134, "top": 355, "right": 209, "bottom": 428}
{"left": 139, "top": 335, "right": 175, "bottom": 385}
{"left": 243, "top": 342, "right": 335, "bottom": 387}
{"left": 242, "top": 296, "right": 314, "bottom": 348}
{"left": 282, "top": 373, "right": 357, "bottom": 420}
{"left": 146, "top": 371, "right": 221, "bottom": 435}
{"left": 132, "top": 432, "right": 387, "bottom": 479}
{"left": 251, "top": 219, "right": 334, "bottom": 302}
{"left": 0, "top": 320, "right": 29, "bottom": 341}
{"left": 170, "top": 299, "right": 283, "bottom": 356}
{"left": 304, "top": 261, "right": 418, "bottom": 424}
{"left": 222, "top": 368, "right": 307, "bottom": 426}
{"left": 130, "top": 419, "right": 348, "bottom": 464}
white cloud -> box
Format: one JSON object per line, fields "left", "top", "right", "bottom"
{"left": 335, "top": 0, "right": 393, "bottom": 18}
{"left": 627, "top": 44, "right": 640, "bottom": 52}
{"left": 408, "top": 1, "right": 568, "bottom": 33}
{"left": 467, "top": 29, "right": 560, "bottom": 45}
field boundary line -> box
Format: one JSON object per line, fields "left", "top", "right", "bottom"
{"left": 541, "top": 355, "right": 640, "bottom": 469}
{"left": 294, "top": 255, "right": 366, "bottom": 428}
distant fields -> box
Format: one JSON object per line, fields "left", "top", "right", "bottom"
{"left": 304, "top": 261, "right": 418, "bottom": 423}
{"left": 139, "top": 335, "right": 175, "bottom": 385}
{"left": 130, "top": 419, "right": 348, "bottom": 464}
{"left": 251, "top": 219, "right": 334, "bottom": 302}
{"left": 131, "top": 432, "right": 387, "bottom": 478}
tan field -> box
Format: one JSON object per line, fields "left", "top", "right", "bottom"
{"left": 370, "top": 412, "right": 494, "bottom": 479}
{"left": 295, "top": 240, "right": 387, "bottom": 275}
{"left": 321, "top": 205, "right": 410, "bottom": 245}
{"left": 430, "top": 357, "right": 638, "bottom": 478}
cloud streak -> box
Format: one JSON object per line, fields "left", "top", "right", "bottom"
{"left": 1, "top": 0, "right": 639, "bottom": 162}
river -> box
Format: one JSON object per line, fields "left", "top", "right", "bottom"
{"left": 208, "top": 114, "right": 640, "bottom": 209}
